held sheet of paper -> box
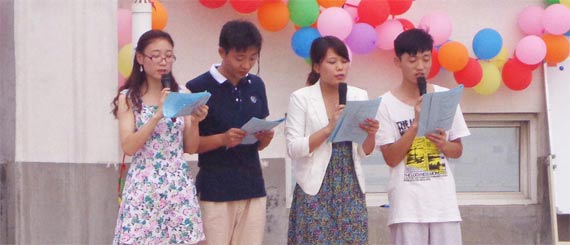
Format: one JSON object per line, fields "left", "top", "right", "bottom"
{"left": 417, "top": 85, "right": 464, "bottom": 137}
{"left": 162, "top": 92, "right": 211, "bottom": 118}
{"left": 328, "top": 97, "right": 382, "bottom": 144}
{"left": 240, "top": 117, "right": 286, "bottom": 145}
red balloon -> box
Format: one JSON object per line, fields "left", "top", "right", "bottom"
{"left": 512, "top": 52, "right": 541, "bottom": 70}
{"left": 387, "top": 0, "right": 413, "bottom": 15}
{"left": 199, "top": 0, "right": 227, "bottom": 8}
{"left": 428, "top": 49, "right": 441, "bottom": 79}
{"left": 397, "top": 18, "right": 415, "bottom": 31}
{"left": 453, "top": 58, "right": 483, "bottom": 88}
{"left": 357, "top": 0, "right": 390, "bottom": 26}
{"left": 230, "top": 0, "right": 262, "bottom": 14}
{"left": 502, "top": 58, "right": 533, "bottom": 91}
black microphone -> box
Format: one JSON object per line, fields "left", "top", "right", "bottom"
{"left": 338, "top": 82, "right": 347, "bottom": 105}
{"left": 417, "top": 77, "right": 427, "bottom": 96}
{"left": 161, "top": 73, "right": 171, "bottom": 89}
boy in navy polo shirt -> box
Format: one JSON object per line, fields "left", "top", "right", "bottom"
{"left": 185, "top": 20, "right": 273, "bottom": 244}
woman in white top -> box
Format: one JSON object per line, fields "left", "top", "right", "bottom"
{"left": 285, "top": 36, "right": 379, "bottom": 244}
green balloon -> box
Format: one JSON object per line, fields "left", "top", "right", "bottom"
{"left": 546, "top": 0, "right": 560, "bottom": 5}
{"left": 288, "top": 0, "right": 319, "bottom": 27}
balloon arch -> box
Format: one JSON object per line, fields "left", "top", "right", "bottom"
{"left": 118, "top": 0, "right": 570, "bottom": 95}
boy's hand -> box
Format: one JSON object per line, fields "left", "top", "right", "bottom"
{"left": 426, "top": 128, "right": 447, "bottom": 150}
{"left": 223, "top": 128, "right": 246, "bottom": 148}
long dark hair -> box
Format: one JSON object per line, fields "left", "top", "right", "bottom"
{"left": 111, "top": 30, "right": 180, "bottom": 118}
{"left": 306, "top": 36, "right": 350, "bottom": 86}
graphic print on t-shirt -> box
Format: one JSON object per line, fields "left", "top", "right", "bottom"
{"left": 396, "top": 119, "right": 447, "bottom": 182}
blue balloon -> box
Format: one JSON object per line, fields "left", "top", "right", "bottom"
{"left": 291, "top": 27, "right": 321, "bottom": 58}
{"left": 565, "top": 31, "right": 570, "bottom": 37}
{"left": 472, "top": 28, "right": 503, "bottom": 60}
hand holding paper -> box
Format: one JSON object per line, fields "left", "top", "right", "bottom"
{"left": 328, "top": 97, "right": 382, "bottom": 144}
{"left": 240, "top": 117, "right": 286, "bottom": 145}
{"left": 163, "top": 92, "right": 211, "bottom": 118}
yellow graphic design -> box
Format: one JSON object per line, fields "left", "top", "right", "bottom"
{"left": 404, "top": 137, "right": 446, "bottom": 181}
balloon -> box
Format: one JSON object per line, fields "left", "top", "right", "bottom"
{"left": 427, "top": 49, "right": 441, "bottom": 79}
{"left": 118, "top": 43, "right": 134, "bottom": 78}
{"left": 397, "top": 18, "right": 415, "bottom": 31}
{"left": 318, "top": 0, "right": 346, "bottom": 8}
{"left": 152, "top": 0, "right": 168, "bottom": 30}
{"left": 387, "top": 0, "right": 413, "bottom": 16}
{"left": 489, "top": 47, "right": 509, "bottom": 70}
{"left": 515, "top": 35, "right": 546, "bottom": 65}
{"left": 418, "top": 12, "right": 452, "bottom": 46}
{"left": 541, "top": 34, "right": 570, "bottom": 64}
{"left": 542, "top": 4, "right": 570, "bottom": 35}
{"left": 376, "top": 19, "right": 404, "bottom": 50}
{"left": 438, "top": 41, "right": 469, "bottom": 72}
{"left": 199, "top": 0, "right": 227, "bottom": 8}
{"left": 317, "top": 7, "right": 354, "bottom": 40}
{"left": 561, "top": 0, "right": 570, "bottom": 7}
{"left": 453, "top": 58, "right": 483, "bottom": 88}
{"left": 357, "top": 0, "right": 390, "bottom": 27}
{"left": 517, "top": 6, "right": 545, "bottom": 35}
{"left": 289, "top": 0, "right": 320, "bottom": 27}
{"left": 473, "top": 28, "right": 503, "bottom": 60}
{"left": 502, "top": 58, "right": 533, "bottom": 91}
{"left": 118, "top": 8, "right": 132, "bottom": 47}
{"left": 291, "top": 27, "right": 321, "bottom": 58}
{"left": 343, "top": 2, "right": 359, "bottom": 22}
{"left": 345, "top": 23, "right": 378, "bottom": 54}
{"left": 474, "top": 61, "right": 501, "bottom": 95}
{"left": 513, "top": 55, "right": 542, "bottom": 71}
{"left": 230, "top": 0, "right": 262, "bottom": 14}
{"left": 258, "top": 1, "right": 289, "bottom": 32}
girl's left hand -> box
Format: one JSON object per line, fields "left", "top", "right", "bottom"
{"left": 426, "top": 128, "right": 447, "bottom": 149}
{"left": 359, "top": 118, "right": 379, "bottom": 135}
{"left": 190, "top": 105, "right": 209, "bottom": 122}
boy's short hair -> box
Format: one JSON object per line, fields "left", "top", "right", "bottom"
{"left": 219, "top": 19, "right": 262, "bottom": 53}
{"left": 394, "top": 29, "right": 434, "bottom": 58}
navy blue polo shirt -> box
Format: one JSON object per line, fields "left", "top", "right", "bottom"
{"left": 185, "top": 64, "right": 269, "bottom": 202}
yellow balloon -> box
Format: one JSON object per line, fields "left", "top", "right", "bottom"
{"left": 118, "top": 43, "right": 133, "bottom": 78}
{"left": 489, "top": 47, "right": 509, "bottom": 70}
{"left": 474, "top": 61, "right": 501, "bottom": 95}
{"left": 561, "top": 0, "right": 570, "bottom": 7}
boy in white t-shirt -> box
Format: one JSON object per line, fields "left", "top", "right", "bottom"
{"left": 375, "top": 29, "right": 470, "bottom": 245}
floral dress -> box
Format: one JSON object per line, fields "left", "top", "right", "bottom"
{"left": 288, "top": 141, "right": 368, "bottom": 244}
{"left": 113, "top": 98, "right": 204, "bottom": 244}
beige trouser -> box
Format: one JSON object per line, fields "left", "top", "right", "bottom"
{"left": 390, "top": 222, "right": 462, "bottom": 245}
{"left": 199, "top": 197, "right": 266, "bottom": 245}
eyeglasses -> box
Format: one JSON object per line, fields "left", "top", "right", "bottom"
{"left": 143, "top": 53, "right": 177, "bottom": 64}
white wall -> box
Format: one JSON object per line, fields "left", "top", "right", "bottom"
{"left": 15, "top": 0, "right": 119, "bottom": 163}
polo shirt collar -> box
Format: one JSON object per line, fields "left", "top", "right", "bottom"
{"left": 209, "top": 64, "right": 251, "bottom": 85}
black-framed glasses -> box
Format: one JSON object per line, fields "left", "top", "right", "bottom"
{"left": 143, "top": 53, "right": 176, "bottom": 64}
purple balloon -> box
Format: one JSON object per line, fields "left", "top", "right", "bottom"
{"left": 345, "top": 23, "right": 378, "bottom": 54}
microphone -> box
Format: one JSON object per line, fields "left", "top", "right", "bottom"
{"left": 161, "top": 73, "right": 171, "bottom": 89}
{"left": 338, "top": 82, "right": 347, "bottom": 105}
{"left": 417, "top": 77, "right": 427, "bottom": 96}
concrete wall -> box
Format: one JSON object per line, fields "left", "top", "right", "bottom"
{"left": 0, "top": 0, "right": 567, "bottom": 244}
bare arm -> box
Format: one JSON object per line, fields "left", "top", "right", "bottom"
{"left": 117, "top": 89, "right": 169, "bottom": 156}
{"left": 426, "top": 128, "right": 463, "bottom": 158}
{"left": 380, "top": 123, "right": 418, "bottom": 167}
{"left": 183, "top": 105, "right": 209, "bottom": 154}
{"left": 360, "top": 118, "right": 379, "bottom": 155}
{"left": 196, "top": 128, "right": 246, "bottom": 154}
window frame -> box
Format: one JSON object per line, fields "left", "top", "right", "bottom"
{"left": 286, "top": 113, "right": 538, "bottom": 207}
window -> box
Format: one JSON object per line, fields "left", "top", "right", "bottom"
{"left": 286, "top": 113, "right": 538, "bottom": 206}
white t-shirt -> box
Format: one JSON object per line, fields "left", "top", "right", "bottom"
{"left": 375, "top": 85, "right": 471, "bottom": 225}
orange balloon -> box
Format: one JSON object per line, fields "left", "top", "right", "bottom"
{"left": 152, "top": 0, "right": 168, "bottom": 30}
{"left": 541, "top": 34, "right": 570, "bottom": 64}
{"left": 438, "top": 41, "right": 469, "bottom": 72}
{"left": 318, "top": 0, "right": 346, "bottom": 8}
{"left": 258, "top": 1, "right": 289, "bottom": 32}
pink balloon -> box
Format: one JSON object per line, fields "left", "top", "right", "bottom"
{"left": 343, "top": 2, "right": 359, "bottom": 22}
{"left": 376, "top": 19, "right": 404, "bottom": 50}
{"left": 515, "top": 35, "right": 547, "bottom": 65}
{"left": 418, "top": 12, "right": 452, "bottom": 46}
{"left": 542, "top": 4, "right": 570, "bottom": 35}
{"left": 517, "top": 6, "right": 545, "bottom": 35}
{"left": 118, "top": 8, "right": 132, "bottom": 47}
{"left": 317, "top": 7, "right": 354, "bottom": 40}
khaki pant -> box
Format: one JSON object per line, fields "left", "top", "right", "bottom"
{"left": 199, "top": 197, "right": 266, "bottom": 245}
{"left": 390, "top": 222, "right": 462, "bottom": 245}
